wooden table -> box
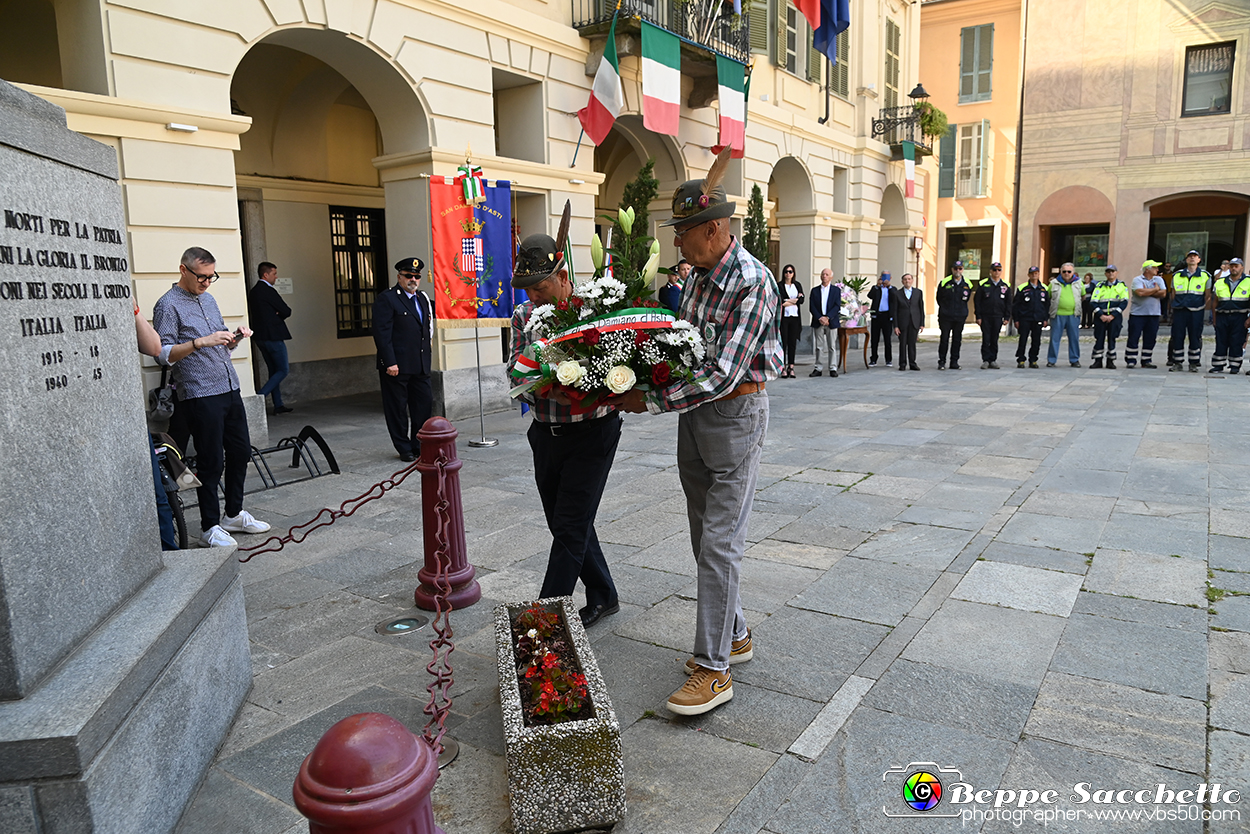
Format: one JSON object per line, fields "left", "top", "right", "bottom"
{"left": 837, "top": 326, "right": 869, "bottom": 372}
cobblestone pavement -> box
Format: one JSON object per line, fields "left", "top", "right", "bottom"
{"left": 177, "top": 332, "right": 1250, "bottom": 834}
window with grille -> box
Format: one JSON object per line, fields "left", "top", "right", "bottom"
{"left": 1182, "top": 42, "right": 1234, "bottom": 117}
{"left": 884, "top": 18, "right": 901, "bottom": 109}
{"left": 959, "top": 24, "right": 993, "bottom": 103}
{"left": 330, "top": 206, "right": 388, "bottom": 338}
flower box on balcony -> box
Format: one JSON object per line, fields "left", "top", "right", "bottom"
{"left": 494, "top": 596, "right": 626, "bottom": 834}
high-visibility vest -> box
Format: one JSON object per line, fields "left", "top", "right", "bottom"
{"left": 1091, "top": 281, "right": 1129, "bottom": 315}
{"left": 1214, "top": 276, "right": 1250, "bottom": 312}
{"left": 1172, "top": 269, "right": 1210, "bottom": 310}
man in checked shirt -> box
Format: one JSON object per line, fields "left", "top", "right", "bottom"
{"left": 508, "top": 222, "right": 622, "bottom": 630}
{"left": 621, "top": 153, "right": 782, "bottom": 716}
{"left": 154, "top": 247, "right": 270, "bottom": 549}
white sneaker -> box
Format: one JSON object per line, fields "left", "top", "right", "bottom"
{"left": 200, "top": 525, "right": 237, "bottom": 548}
{"left": 221, "top": 510, "right": 271, "bottom": 534}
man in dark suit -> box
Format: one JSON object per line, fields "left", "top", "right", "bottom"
{"left": 373, "top": 257, "right": 434, "bottom": 462}
{"left": 248, "top": 261, "right": 294, "bottom": 413}
{"left": 808, "top": 268, "right": 841, "bottom": 377}
{"left": 867, "top": 272, "right": 894, "bottom": 367}
{"left": 892, "top": 272, "right": 924, "bottom": 370}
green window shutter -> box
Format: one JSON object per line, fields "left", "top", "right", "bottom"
{"left": 749, "top": 0, "right": 768, "bottom": 54}
{"left": 775, "top": 0, "right": 786, "bottom": 67}
{"left": 959, "top": 27, "right": 975, "bottom": 101}
{"left": 977, "top": 24, "right": 993, "bottom": 101}
{"left": 834, "top": 29, "right": 849, "bottom": 96}
{"left": 938, "top": 123, "right": 957, "bottom": 198}
{"left": 807, "top": 26, "right": 822, "bottom": 82}
{"left": 884, "top": 19, "right": 900, "bottom": 108}
{"left": 978, "top": 118, "right": 992, "bottom": 196}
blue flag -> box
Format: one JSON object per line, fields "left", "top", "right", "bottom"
{"left": 812, "top": 0, "right": 850, "bottom": 64}
{"left": 475, "top": 180, "right": 514, "bottom": 319}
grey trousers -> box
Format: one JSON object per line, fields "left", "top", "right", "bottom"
{"left": 677, "top": 391, "right": 769, "bottom": 671}
{"left": 812, "top": 324, "right": 838, "bottom": 371}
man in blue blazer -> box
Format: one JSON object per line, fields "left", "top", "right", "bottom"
{"left": 248, "top": 261, "right": 294, "bottom": 413}
{"left": 373, "top": 257, "right": 435, "bottom": 462}
{"left": 808, "top": 268, "right": 841, "bottom": 377}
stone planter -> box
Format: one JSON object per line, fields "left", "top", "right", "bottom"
{"left": 494, "top": 596, "right": 626, "bottom": 834}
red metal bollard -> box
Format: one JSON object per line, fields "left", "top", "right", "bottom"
{"left": 293, "top": 712, "right": 445, "bottom": 834}
{"left": 414, "top": 416, "right": 481, "bottom": 610}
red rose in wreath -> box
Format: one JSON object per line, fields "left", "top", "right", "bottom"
{"left": 583, "top": 327, "right": 601, "bottom": 346}
{"left": 651, "top": 362, "right": 671, "bottom": 385}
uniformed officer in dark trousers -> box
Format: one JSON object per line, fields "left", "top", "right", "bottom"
{"left": 936, "top": 261, "right": 972, "bottom": 370}
{"left": 1013, "top": 266, "right": 1049, "bottom": 368}
{"left": 975, "top": 262, "right": 1012, "bottom": 368}
{"left": 1210, "top": 258, "right": 1249, "bottom": 375}
{"left": 1089, "top": 266, "right": 1129, "bottom": 368}
{"left": 1168, "top": 249, "right": 1212, "bottom": 372}
{"left": 373, "top": 257, "right": 434, "bottom": 462}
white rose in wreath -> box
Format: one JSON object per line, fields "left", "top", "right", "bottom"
{"left": 604, "top": 365, "right": 637, "bottom": 394}
{"left": 556, "top": 360, "right": 585, "bottom": 386}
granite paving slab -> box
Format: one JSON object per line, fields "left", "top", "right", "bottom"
{"left": 1099, "top": 514, "right": 1209, "bottom": 560}
{"left": 763, "top": 706, "right": 1015, "bottom": 834}
{"left": 863, "top": 658, "right": 1036, "bottom": 741}
{"left": 1037, "top": 467, "right": 1127, "bottom": 497}
{"left": 1070, "top": 592, "right": 1207, "bottom": 632}
{"left": 1208, "top": 730, "right": 1250, "bottom": 798}
{"left": 743, "top": 539, "right": 846, "bottom": 571}
{"left": 1084, "top": 549, "right": 1207, "bottom": 607}
{"left": 1049, "top": 613, "right": 1207, "bottom": 699}
{"left": 848, "top": 523, "right": 977, "bottom": 571}
{"left": 1209, "top": 670, "right": 1250, "bottom": 735}
{"left": 1024, "top": 673, "right": 1206, "bottom": 774}
{"left": 789, "top": 556, "right": 940, "bottom": 626}
{"left": 1211, "top": 631, "right": 1250, "bottom": 674}
{"left": 732, "top": 606, "right": 888, "bottom": 702}
{"left": 981, "top": 737, "right": 1203, "bottom": 834}
{"left": 901, "top": 599, "right": 1066, "bottom": 686}
{"left": 1212, "top": 536, "right": 1250, "bottom": 573}
{"left": 996, "top": 511, "right": 1105, "bottom": 554}
{"left": 175, "top": 769, "right": 306, "bottom": 834}
{"left": 668, "top": 680, "right": 824, "bottom": 754}
{"left": 952, "top": 560, "right": 1084, "bottom": 617}
{"left": 713, "top": 754, "right": 811, "bottom": 834}
{"left": 1019, "top": 490, "right": 1116, "bottom": 521}
{"left": 616, "top": 719, "right": 775, "bottom": 834}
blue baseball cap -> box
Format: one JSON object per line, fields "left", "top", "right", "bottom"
{"left": 1105, "top": 265, "right": 1117, "bottom": 272}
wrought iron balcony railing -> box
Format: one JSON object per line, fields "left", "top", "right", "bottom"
{"left": 871, "top": 106, "right": 933, "bottom": 157}
{"left": 573, "top": 0, "right": 750, "bottom": 65}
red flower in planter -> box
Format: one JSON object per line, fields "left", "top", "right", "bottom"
{"left": 542, "top": 651, "right": 558, "bottom": 670}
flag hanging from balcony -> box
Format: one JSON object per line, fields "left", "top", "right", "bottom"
{"left": 711, "top": 55, "right": 746, "bottom": 158}
{"left": 812, "top": 0, "right": 850, "bottom": 64}
{"left": 578, "top": 8, "right": 623, "bottom": 144}
{"left": 796, "top": 0, "right": 821, "bottom": 33}
{"left": 902, "top": 141, "right": 916, "bottom": 198}
{"left": 429, "top": 175, "right": 514, "bottom": 320}
{"left": 641, "top": 21, "right": 680, "bottom": 135}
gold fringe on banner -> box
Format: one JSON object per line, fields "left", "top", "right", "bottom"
{"left": 436, "top": 318, "right": 511, "bottom": 329}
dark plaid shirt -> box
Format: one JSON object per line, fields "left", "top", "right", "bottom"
{"left": 509, "top": 301, "right": 615, "bottom": 424}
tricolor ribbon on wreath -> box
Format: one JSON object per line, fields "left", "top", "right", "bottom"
{"left": 456, "top": 163, "right": 486, "bottom": 206}
{"left": 508, "top": 308, "right": 680, "bottom": 401}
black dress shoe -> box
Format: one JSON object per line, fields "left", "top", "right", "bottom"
{"left": 274, "top": 405, "right": 294, "bottom": 414}
{"left": 399, "top": 451, "right": 416, "bottom": 462}
{"left": 579, "top": 601, "right": 620, "bottom": 627}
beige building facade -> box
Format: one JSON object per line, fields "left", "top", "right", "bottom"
{"left": 1017, "top": 0, "right": 1249, "bottom": 281}
{"left": 2, "top": 0, "right": 931, "bottom": 422}
{"left": 920, "top": 0, "right": 1022, "bottom": 299}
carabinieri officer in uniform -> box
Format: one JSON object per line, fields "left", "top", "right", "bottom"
{"left": 373, "top": 257, "right": 434, "bottom": 462}
{"left": 507, "top": 203, "right": 621, "bottom": 629}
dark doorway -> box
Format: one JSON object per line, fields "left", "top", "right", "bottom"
{"left": 1047, "top": 224, "right": 1110, "bottom": 279}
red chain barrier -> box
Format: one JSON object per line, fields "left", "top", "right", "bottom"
{"left": 422, "top": 449, "right": 456, "bottom": 754}
{"left": 235, "top": 462, "right": 420, "bottom": 563}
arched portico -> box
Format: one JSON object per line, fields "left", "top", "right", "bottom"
{"left": 769, "top": 157, "right": 815, "bottom": 282}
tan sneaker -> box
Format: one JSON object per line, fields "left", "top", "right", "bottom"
{"left": 684, "top": 629, "right": 753, "bottom": 674}
{"left": 667, "top": 666, "right": 733, "bottom": 716}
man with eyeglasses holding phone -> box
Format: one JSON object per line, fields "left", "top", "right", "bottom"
{"left": 153, "top": 247, "right": 270, "bottom": 548}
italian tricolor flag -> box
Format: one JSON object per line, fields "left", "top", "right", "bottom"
{"left": 711, "top": 55, "right": 746, "bottom": 158}
{"left": 578, "top": 11, "right": 623, "bottom": 145}
{"left": 641, "top": 21, "right": 680, "bottom": 136}
{"left": 902, "top": 140, "right": 916, "bottom": 198}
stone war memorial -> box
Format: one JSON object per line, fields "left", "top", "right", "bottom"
{"left": 0, "top": 80, "right": 251, "bottom": 833}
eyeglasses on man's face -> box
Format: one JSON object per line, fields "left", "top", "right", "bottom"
{"left": 186, "top": 267, "right": 218, "bottom": 283}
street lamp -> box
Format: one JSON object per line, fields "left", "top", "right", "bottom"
{"left": 908, "top": 83, "right": 930, "bottom": 102}
{"left": 871, "top": 81, "right": 929, "bottom": 140}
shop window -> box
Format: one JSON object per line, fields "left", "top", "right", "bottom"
{"left": 330, "top": 207, "right": 387, "bottom": 338}
{"left": 1182, "top": 42, "right": 1234, "bottom": 117}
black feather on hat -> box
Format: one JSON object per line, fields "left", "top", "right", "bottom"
{"left": 512, "top": 201, "right": 572, "bottom": 290}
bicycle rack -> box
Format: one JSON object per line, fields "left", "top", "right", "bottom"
{"left": 180, "top": 425, "right": 341, "bottom": 509}
{"left": 246, "top": 425, "right": 341, "bottom": 493}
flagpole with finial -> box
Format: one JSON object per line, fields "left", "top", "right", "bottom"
{"left": 461, "top": 142, "right": 499, "bottom": 448}
{"left": 572, "top": 0, "right": 623, "bottom": 167}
